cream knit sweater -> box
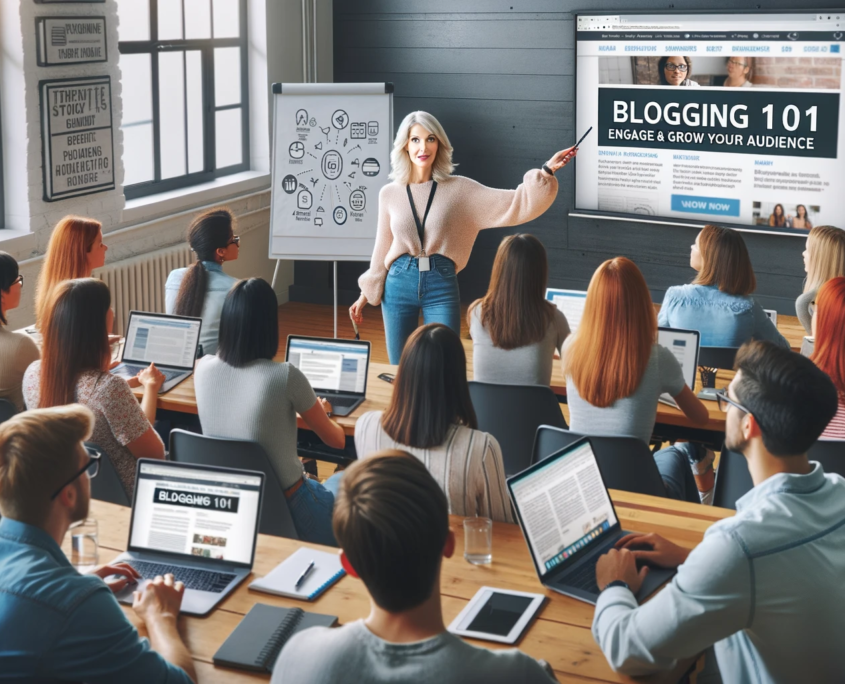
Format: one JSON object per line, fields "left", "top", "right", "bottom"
{"left": 358, "top": 170, "right": 558, "bottom": 305}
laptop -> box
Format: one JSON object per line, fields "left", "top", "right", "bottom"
{"left": 657, "top": 326, "right": 700, "bottom": 409}
{"left": 285, "top": 335, "right": 371, "bottom": 416}
{"left": 113, "top": 459, "right": 264, "bottom": 617}
{"left": 507, "top": 438, "right": 675, "bottom": 605}
{"left": 111, "top": 311, "right": 202, "bottom": 393}
{"left": 545, "top": 288, "right": 587, "bottom": 334}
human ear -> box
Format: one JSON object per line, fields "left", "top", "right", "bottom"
{"left": 443, "top": 529, "right": 456, "bottom": 560}
{"left": 340, "top": 551, "right": 359, "bottom": 578}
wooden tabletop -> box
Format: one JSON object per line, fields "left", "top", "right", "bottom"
{"left": 84, "top": 494, "right": 732, "bottom": 683}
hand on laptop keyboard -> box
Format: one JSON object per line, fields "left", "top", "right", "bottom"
{"left": 131, "top": 572, "right": 188, "bottom": 622}
{"left": 127, "top": 560, "right": 236, "bottom": 593}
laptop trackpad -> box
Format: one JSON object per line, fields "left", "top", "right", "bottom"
{"left": 635, "top": 566, "right": 676, "bottom": 602}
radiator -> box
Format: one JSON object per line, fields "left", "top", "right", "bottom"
{"left": 96, "top": 243, "right": 193, "bottom": 334}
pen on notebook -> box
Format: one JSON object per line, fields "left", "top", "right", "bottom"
{"left": 295, "top": 560, "right": 316, "bottom": 589}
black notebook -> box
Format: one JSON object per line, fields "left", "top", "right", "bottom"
{"left": 213, "top": 603, "right": 338, "bottom": 673}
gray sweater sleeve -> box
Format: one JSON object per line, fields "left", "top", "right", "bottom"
{"left": 796, "top": 289, "right": 816, "bottom": 334}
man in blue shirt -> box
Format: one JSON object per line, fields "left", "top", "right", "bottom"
{"left": 592, "top": 340, "right": 845, "bottom": 683}
{"left": 0, "top": 404, "right": 195, "bottom": 683}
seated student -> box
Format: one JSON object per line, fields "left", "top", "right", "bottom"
{"left": 0, "top": 404, "right": 196, "bottom": 683}
{"left": 811, "top": 276, "right": 845, "bottom": 438}
{"left": 34, "top": 215, "right": 108, "bottom": 330}
{"left": 658, "top": 224, "right": 789, "bottom": 348}
{"left": 272, "top": 452, "right": 558, "bottom": 684}
{"left": 355, "top": 323, "right": 513, "bottom": 523}
{"left": 0, "top": 253, "right": 39, "bottom": 410}
{"left": 194, "top": 278, "right": 346, "bottom": 545}
{"left": 796, "top": 225, "right": 845, "bottom": 333}
{"left": 166, "top": 208, "right": 239, "bottom": 355}
{"left": 23, "top": 279, "right": 164, "bottom": 497}
{"left": 593, "top": 340, "right": 844, "bottom": 683}
{"left": 468, "top": 233, "right": 569, "bottom": 386}
{"left": 563, "top": 258, "right": 711, "bottom": 503}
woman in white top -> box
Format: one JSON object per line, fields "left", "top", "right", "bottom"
{"left": 354, "top": 323, "right": 513, "bottom": 523}
{"left": 0, "top": 253, "right": 39, "bottom": 411}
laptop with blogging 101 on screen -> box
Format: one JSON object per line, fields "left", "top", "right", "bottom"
{"left": 507, "top": 438, "right": 675, "bottom": 605}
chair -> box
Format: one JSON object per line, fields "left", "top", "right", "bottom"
{"left": 169, "top": 429, "right": 299, "bottom": 539}
{"left": 532, "top": 425, "right": 668, "bottom": 498}
{"left": 468, "top": 382, "right": 567, "bottom": 477}
{"left": 809, "top": 439, "right": 845, "bottom": 477}
{"left": 87, "top": 443, "right": 132, "bottom": 507}
{"left": 698, "top": 347, "right": 739, "bottom": 370}
{"left": 0, "top": 399, "right": 17, "bottom": 424}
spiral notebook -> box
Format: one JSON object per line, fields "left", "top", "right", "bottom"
{"left": 249, "top": 547, "right": 346, "bottom": 601}
{"left": 213, "top": 603, "right": 338, "bottom": 672}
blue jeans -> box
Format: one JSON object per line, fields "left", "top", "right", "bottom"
{"left": 653, "top": 442, "right": 703, "bottom": 503}
{"left": 286, "top": 471, "right": 345, "bottom": 546}
{"left": 381, "top": 254, "right": 461, "bottom": 364}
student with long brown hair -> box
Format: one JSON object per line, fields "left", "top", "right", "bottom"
{"left": 563, "top": 258, "right": 711, "bottom": 502}
{"left": 354, "top": 323, "right": 513, "bottom": 523}
{"left": 165, "top": 208, "right": 239, "bottom": 355}
{"left": 23, "top": 279, "right": 164, "bottom": 496}
{"left": 811, "top": 276, "right": 845, "bottom": 438}
{"left": 34, "top": 216, "right": 108, "bottom": 329}
{"left": 797, "top": 225, "right": 845, "bottom": 333}
{"left": 468, "top": 234, "right": 569, "bottom": 385}
{"left": 658, "top": 224, "right": 788, "bottom": 347}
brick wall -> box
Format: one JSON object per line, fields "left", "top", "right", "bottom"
{"left": 753, "top": 57, "right": 841, "bottom": 90}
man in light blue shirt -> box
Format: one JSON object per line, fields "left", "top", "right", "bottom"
{"left": 0, "top": 404, "right": 196, "bottom": 683}
{"left": 592, "top": 340, "right": 845, "bottom": 684}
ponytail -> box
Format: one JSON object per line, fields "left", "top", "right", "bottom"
{"left": 174, "top": 208, "right": 234, "bottom": 318}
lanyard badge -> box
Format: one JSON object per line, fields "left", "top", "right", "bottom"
{"left": 407, "top": 181, "right": 438, "bottom": 272}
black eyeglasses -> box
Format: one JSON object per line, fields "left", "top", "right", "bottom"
{"left": 50, "top": 446, "right": 101, "bottom": 500}
{"left": 229, "top": 235, "right": 241, "bottom": 246}
{"left": 14, "top": 275, "right": 23, "bottom": 286}
{"left": 664, "top": 63, "right": 689, "bottom": 72}
{"left": 715, "top": 389, "right": 749, "bottom": 415}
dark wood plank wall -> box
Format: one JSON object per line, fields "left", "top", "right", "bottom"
{"left": 291, "top": 0, "right": 843, "bottom": 312}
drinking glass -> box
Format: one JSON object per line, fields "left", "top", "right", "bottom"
{"left": 463, "top": 516, "right": 493, "bottom": 565}
{"left": 62, "top": 518, "right": 99, "bottom": 570}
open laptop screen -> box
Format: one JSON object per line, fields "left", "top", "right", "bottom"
{"left": 123, "top": 313, "right": 201, "bottom": 370}
{"left": 657, "top": 327, "right": 700, "bottom": 391}
{"left": 286, "top": 337, "right": 369, "bottom": 394}
{"left": 545, "top": 288, "right": 587, "bottom": 334}
{"left": 508, "top": 440, "right": 618, "bottom": 578}
{"left": 129, "top": 461, "right": 263, "bottom": 568}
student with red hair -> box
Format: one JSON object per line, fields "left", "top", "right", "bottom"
{"left": 563, "top": 258, "right": 712, "bottom": 501}
{"left": 811, "top": 276, "right": 845, "bottom": 438}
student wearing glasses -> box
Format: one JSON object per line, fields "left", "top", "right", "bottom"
{"left": 657, "top": 56, "right": 698, "bottom": 87}
{"left": 0, "top": 253, "right": 39, "bottom": 410}
{"left": 796, "top": 225, "right": 845, "bottom": 333}
{"left": 811, "top": 276, "right": 845, "bottom": 439}
{"left": 722, "top": 56, "right": 754, "bottom": 87}
{"left": 166, "top": 208, "right": 240, "bottom": 355}
{"left": 592, "top": 341, "right": 844, "bottom": 683}
{"left": 0, "top": 405, "right": 196, "bottom": 683}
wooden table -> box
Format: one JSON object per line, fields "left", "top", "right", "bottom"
{"left": 85, "top": 494, "right": 733, "bottom": 683}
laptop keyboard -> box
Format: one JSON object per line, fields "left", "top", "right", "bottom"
{"left": 564, "top": 562, "right": 601, "bottom": 594}
{"left": 318, "top": 395, "right": 357, "bottom": 408}
{"left": 121, "top": 365, "right": 183, "bottom": 382}
{"left": 127, "top": 560, "right": 236, "bottom": 593}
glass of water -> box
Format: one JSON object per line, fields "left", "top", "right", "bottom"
{"left": 463, "top": 516, "right": 493, "bottom": 565}
{"left": 63, "top": 518, "right": 99, "bottom": 570}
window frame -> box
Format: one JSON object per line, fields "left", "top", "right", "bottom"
{"left": 118, "top": 0, "right": 250, "bottom": 200}
{"left": 0, "top": 93, "right": 4, "bottom": 228}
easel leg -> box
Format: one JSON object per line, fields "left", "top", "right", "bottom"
{"left": 333, "top": 260, "right": 338, "bottom": 339}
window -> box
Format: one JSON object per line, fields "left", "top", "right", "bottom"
{"left": 0, "top": 97, "right": 4, "bottom": 228}
{"left": 117, "top": 0, "right": 249, "bottom": 199}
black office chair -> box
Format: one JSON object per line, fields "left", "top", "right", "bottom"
{"left": 169, "top": 429, "right": 299, "bottom": 539}
{"left": 532, "top": 425, "right": 669, "bottom": 499}
{"left": 86, "top": 443, "right": 132, "bottom": 507}
{"left": 809, "top": 439, "right": 845, "bottom": 477}
{"left": 0, "top": 399, "right": 17, "bottom": 424}
{"left": 698, "top": 347, "right": 739, "bottom": 370}
{"left": 468, "top": 382, "right": 567, "bottom": 477}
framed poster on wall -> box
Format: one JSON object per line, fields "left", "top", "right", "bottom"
{"left": 36, "top": 16, "right": 107, "bottom": 66}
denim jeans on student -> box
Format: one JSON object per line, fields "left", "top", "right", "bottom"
{"left": 653, "top": 442, "right": 704, "bottom": 503}
{"left": 381, "top": 254, "right": 461, "bottom": 364}
{"left": 286, "top": 471, "right": 345, "bottom": 546}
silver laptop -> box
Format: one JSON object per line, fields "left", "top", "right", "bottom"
{"left": 114, "top": 460, "right": 264, "bottom": 617}
{"left": 285, "top": 335, "right": 371, "bottom": 416}
{"left": 545, "top": 288, "right": 587, "bottom": 334}
{"left": 507, "top": 438, "right": 674, "bottom": 605}
{"left": 111, "top": 311, "right": 202, "bottom": 393}
{"left": 657, "top": 326, "right": 700, "bottom": 409}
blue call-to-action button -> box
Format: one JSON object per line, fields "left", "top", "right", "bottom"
{"left": 671, "top": 194, "right": 740, "bottom": 217}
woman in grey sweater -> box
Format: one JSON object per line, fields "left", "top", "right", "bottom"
{"left": 797, "top": 226, "right": 845, "bottom": 333}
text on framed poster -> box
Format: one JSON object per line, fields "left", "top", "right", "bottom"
{"left": 36, "top": 16, "right": 107, "bottom": 66}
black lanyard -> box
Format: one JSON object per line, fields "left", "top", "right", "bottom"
{"left": 407, "top": 181, "right": 438, "bottom": 255}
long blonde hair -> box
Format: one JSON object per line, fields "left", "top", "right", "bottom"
{"left": 804, "top": 225, "right": 845, "bottom": 293}
{"left": 389, "top": 111, "right": 455, "bottom": 185}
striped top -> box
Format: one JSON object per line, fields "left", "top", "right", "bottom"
{"left": 354, "top": 410, "right": 515, "bottom": 524}
{"left": 822, "top": 394, "right": 845, "bottom": 439}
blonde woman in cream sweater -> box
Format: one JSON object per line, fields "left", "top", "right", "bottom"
{"left": 349, "top": 110, "right": 576, "bottom": 363}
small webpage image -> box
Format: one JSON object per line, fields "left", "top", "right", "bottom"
{"left": 124, "top": 315, "right": 200, "bottom": 368}
{"left": 287, "top": 339, "right": 368, "bottom": 393}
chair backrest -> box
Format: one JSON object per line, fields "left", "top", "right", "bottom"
{"left": 468, "top": 382, "right": 567, "bottom": 477}
{"left": 0, "top": 399, "right": 17, "bottom": 424}
{"left": 86, "top": 442, "right": 132, "bottom": 507}
{"left": 809, "top": 439, "right": 845, "bottom": 478}
{"left": 698, "top": 346, "right": 739, "bottom": 370}
{"left": 712, "top": 447, "right": 754, "bottom": 510}
{"left": 169, "top": 429, "right": 298, "bottom": 539}
{"left": 532, "top": 425, "right": 667, "bottom": 498}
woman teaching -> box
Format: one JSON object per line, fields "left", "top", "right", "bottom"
{"left": 349, "top": 110, "right": 575, "bottom": 364}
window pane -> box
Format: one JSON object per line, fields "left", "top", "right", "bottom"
{"left": 157, "top": 0, "right": 183, "bottom": 40}
{"left": 122, "top": 123, "right": 154, "bottom": 185}
{"left": 159, "top": 51, "right": 186, "bottom": 179}
{"left": 214, "top": 47, "right": 241, "bottom": 107}
{"left": 185, "top": 0, "right": 211, "bottom": 39}
{"left": 186, "top": 51, "right": 204, "bottom": 173}
{"left": 213, "top": 0, "right": 239, "bottom": 38}
{"left": 216, "top": 108, "right": 242, "bottom": 168}
{"left": 119, "top": 54, "right": 152, "bottom": 124}
{"left": 116, "top": 0, "right": 150, "bottom": 41}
